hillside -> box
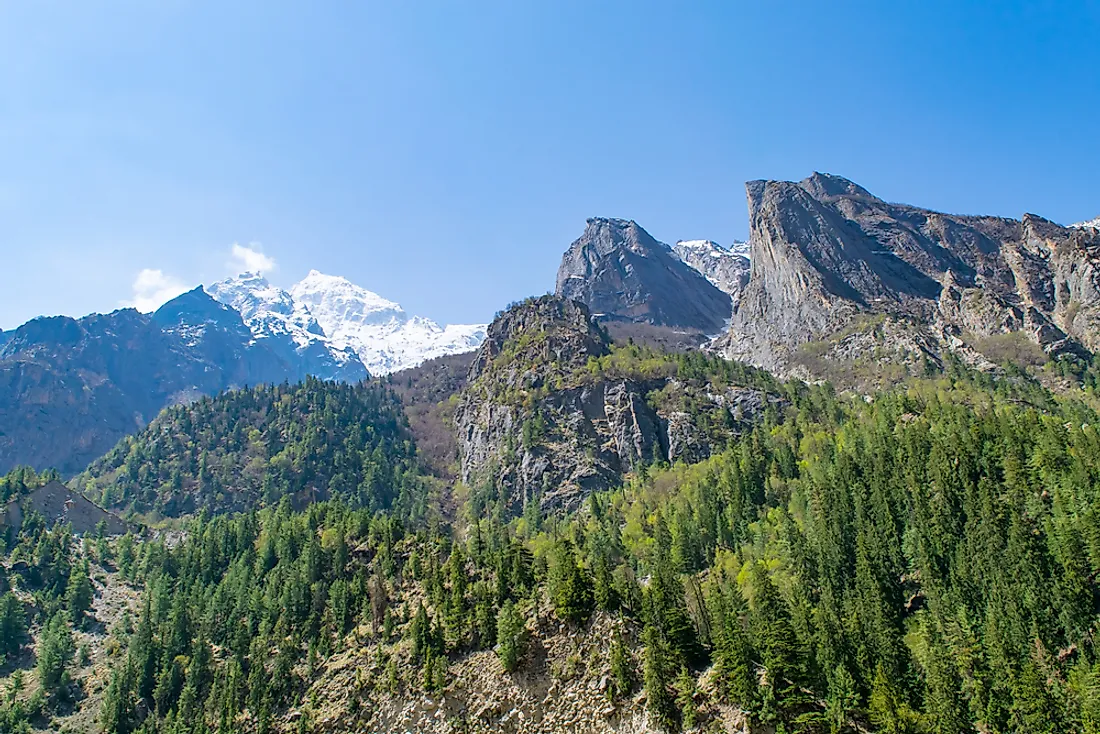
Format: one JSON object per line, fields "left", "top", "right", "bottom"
{"left": 5, "top": 357, "right": 1100, "bottom": 733}
{"left": 77, "top": 378, "right": 421, "bottom": 519}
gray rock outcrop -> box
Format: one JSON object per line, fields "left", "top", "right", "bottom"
{"left": 555, "top": 218, "right": 732, "bottom": 334}
{"left": 714, "top": 173, "right": 1100, "bottom": 379}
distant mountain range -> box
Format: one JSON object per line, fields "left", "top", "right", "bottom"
{"left": 0, "top": 271, "right": 487, "bottom": 474}
{"left": 3, "top": 176, "right": 1098, "bottom": 475}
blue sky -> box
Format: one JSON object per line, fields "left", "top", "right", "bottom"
{"left": 2, "top": 1, "right": 1098, "bottom": 329}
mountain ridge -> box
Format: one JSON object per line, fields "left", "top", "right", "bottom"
{"left": 713, "top": 172, "right": 1100, "bottom": 382}
{"left": 0, "top": 288, "right": 291, "bottom": 475}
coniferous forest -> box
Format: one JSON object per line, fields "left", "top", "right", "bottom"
{"left": 3, "top": 351, "right": 1100, "bottom": 733}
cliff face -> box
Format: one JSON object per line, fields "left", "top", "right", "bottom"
{"left": 555, "top": 218, "right": 732, "bottom": 334}
{"left": 715, "top": 173, "right": 1100, "bottom": 378}
{"left": 454, "top": 296, "right": 780, "bottom": 511}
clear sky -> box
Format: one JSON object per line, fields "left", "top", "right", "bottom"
{"left": 2, "top": 1, "right": 1098, "bottom": 330}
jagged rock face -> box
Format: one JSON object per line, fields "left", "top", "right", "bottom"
{"left": 455, "top": 296, "right": 780, "bottom": 511}
{"left": 0, "top": 288, "right": 293, "bottom": 475}
{"left": 555, "top": 218, "right": 732, "bottom": 334}
{"left": 715, "top": 173, "right": 1100, "bottom": 378}
{"left": 672, "top": 239, "right": 751, "bottom": 308}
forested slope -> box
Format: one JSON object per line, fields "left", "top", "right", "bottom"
{"left": 4, "top": 320, "right": 1100, "bottom": 733}
{"left": 77, "top": 378, "right": 423, "bottom": 519}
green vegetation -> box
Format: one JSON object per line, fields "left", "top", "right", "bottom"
{"left": 0, "top": 469, "right": 108, "bottom": 730}
{"left": 4, "top": 339, "right": 1100, "bottom": 732}
{"left": 78, "top": 378, "right": 423, "bottom": 519}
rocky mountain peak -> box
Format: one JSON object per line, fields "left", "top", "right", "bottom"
{"left": 153, "top": 286, "right": 249, "bottom": 334}
{"left": 555, "top": 217, "right": 732, "bottom": 333}
{"left": 1, "top": 314, "right": 87, "bottom": 356}
{"left": 716, "top": 173, "right": 1100, "bottom": 382}
{"left": 468, "top": 295, "right": 608, "bottom": 383}
{"left": 797, "top": 171, "right": 882, "bottom": 203}
{"left": 578, "top": 217, "right": 659, "bottom": 256}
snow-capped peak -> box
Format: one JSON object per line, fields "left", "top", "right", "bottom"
{"left": 674, "top": 239, "right": 751, "bottom": 259}
{"left": 209, "top": 269, "right": 487, "bottom": 377}
{"left": 292, "top": 271, "right": 405, "bottom": 324}
{"left": 289, "top": 270, "right": 486, "bottom": 375}
{"left": 208, "top": 272, "right": 368, "bottom": 382}
{"left": 1070, "top": 216, "right": 1100, "bottom": 231}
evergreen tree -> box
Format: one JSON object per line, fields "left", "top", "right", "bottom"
{"left": 495, "top": 599, "right": 527, "bottom": 672}
{"left": 643, "top": 623, "right": 677, "bottom": 731}
{"left": 66, "top": 556, "right": 94, "bottom": 624}
{"left": 609, "top": 626, "right": 635, "bottom": 700}
{"left": 675, "top": 665, "right": 698, "bottom": 729}
{"left": 36, "top": 611, "right": 75, "bottom": 693}
{"left": 549, "top": 542, "right": 594, "bottom": 626}
{"left": 0, "top": 591, "right": 26, "bottom": 660}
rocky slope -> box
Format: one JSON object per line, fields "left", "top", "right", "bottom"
{"left": 300, "top": 608, "right": 745, "bottom": 734}
{"left": 207, "top": 272, "right": 369, "bottom": 382}
{"left": 714, "top": 173, "right": 1100, "bottom": 382}
{"left": 671, "top": 240, "right": 750, "bottom": 309}
{"left": 454, "top": 296, "right": 783, "bottom": 511}
{"left": 0, "top": 288, "right": 293, "bottom": 475}
{"left": 555, "top": 218, "right": 732, "bottom": 334}
{"left": 290, "top": 270, "right": 487, "bottom": 375}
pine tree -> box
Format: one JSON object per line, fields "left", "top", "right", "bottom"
{"left": 495, "top": 600, "right": 527, "bottom": 672}
{"left": 0, "top": 592, "right": 26, "bottom": 660}
{"left": 609, "top": 626, "right": 635, "bottom": 700}
{"left": 101, "top": 659, "right": 137, "bottom": 734}
{"left": 65, "top": 557, "right": 94, "bottom": 624}
{"left": 825, "top": 665, "right": 859, "bottom": 734}
{"left": 647, "top": 513, "right": 701, "bottom": 664}
{"left": 675, "top": 665, "right": 699, "bottom": 729}
{"left": 549, "top": 542, "right": 594, "bottom": 626}
{"left": 748, "top": 563, "right": 803, "bottom": 716}
{"left": 36, "top": 611, "right": 75, "bottom": 692}
{"left": 707, "top": 580, "right": 756, "bottom": 710}
{"left": 643, "top": 624, "right": 677, "bottom": 731}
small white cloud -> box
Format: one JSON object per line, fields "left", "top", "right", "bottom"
{"left": 229, "top": 242, "right": 276, "bottom": 274}
{"left": 126, "top": 268, "right": 190, "bottom": 312}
